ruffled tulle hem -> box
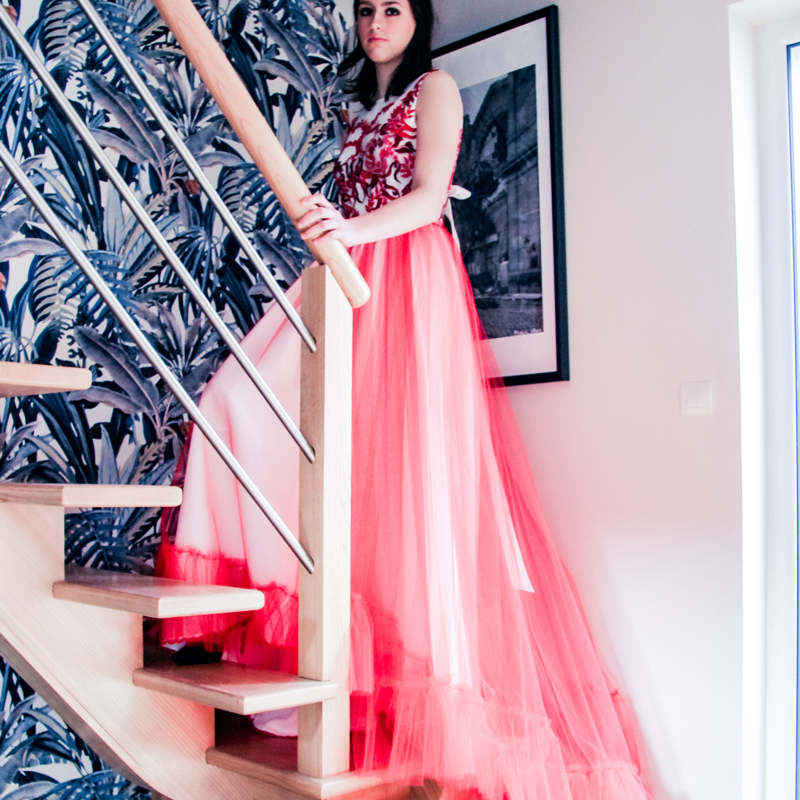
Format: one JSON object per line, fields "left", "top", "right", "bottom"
{"left": 158, "top": 547, "right": 650, "bottom": 800}
{"left": 157, "top": 544, "right": 298, "bottom": 671}
{"left": 567, "top": 764, "right": 651, "bottom": 800}
{"left": 158, "top": 546, "right": 376, "bottom": 684}
{"left": 351, "top": 679, "right": 650, "bottom": 800}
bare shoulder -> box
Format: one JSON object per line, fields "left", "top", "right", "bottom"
{"left": 418, "top": 70, "right": 461, "bottom": 103}
{"left": 417, "top": 70, "right": 462, "bottom": 120}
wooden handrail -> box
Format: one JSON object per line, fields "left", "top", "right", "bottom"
{"left": 150, "top": 0, "right": 371, "bottom": 310}
{"left": 148, "top": 3, "right": 355, "bottom": 778}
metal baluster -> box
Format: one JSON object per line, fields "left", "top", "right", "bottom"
{"left": 0, "top": 143, "right": 314, "bottom": 574}
{"left": 72, "top": 0, "right": 316, "bottom": 354}
{"left": 0, "top": 7, "right": 315, "bottom": 464}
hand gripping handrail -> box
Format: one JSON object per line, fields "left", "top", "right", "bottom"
{"left": 71, "top": 0, "right": 316, "bottom": 354}
{"left": 0, "top": 8, "right": 314, "bottom": 464}
{"left": 149, "top": 0, "right": 371, "bottom": 310}
{"left": 0, "top": 143, "right": 315, "bottom": 573}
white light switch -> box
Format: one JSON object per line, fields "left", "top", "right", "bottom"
{"left": 681, "top": 381, "right": 713, "bottom": 416}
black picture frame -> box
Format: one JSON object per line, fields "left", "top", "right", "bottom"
{"left": 433, "top": 5, "right": 569, "bottom": 385}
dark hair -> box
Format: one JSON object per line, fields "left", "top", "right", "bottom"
{"left": 339, "top": 0, "right": 434, "bottom": 109}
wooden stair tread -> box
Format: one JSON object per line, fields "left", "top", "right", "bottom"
{"left": 208, "top": 732, "right": 408, "bottom": 800}
{"left": 0, "top": 483, "right": 181, "bottom": 507}
{"left": 0, "top": 361, "right": 91, "bottom": 397}
{"left": 133, "top": 663, "right": 338, "bottom": 715}
{"left": 54, "top": 566, "right": 265, "bottom": 618}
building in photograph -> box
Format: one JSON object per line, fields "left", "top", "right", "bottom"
{"left": 453, "top": 64, "right": 542, "bottom": 337}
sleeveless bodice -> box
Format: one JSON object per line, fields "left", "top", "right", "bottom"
{"left": 334, "top": 73, "right": 428, "bottom": 219}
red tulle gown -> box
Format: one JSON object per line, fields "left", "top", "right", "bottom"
{"left": 159, "top": 72, "right": 652, "bottom": 800}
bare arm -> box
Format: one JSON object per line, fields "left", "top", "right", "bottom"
{"left": 297, "top": 70, "right": 463, "bottom": 247}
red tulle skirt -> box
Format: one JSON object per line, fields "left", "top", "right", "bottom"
{"left": 159, "top": 223, "right": 651, "bottom": 800}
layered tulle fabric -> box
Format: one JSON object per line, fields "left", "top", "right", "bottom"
{"left": 160, "top": 222, "right": 651, "bottom": 800}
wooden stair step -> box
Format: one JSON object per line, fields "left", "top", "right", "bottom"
{"left": 0, "top": 361, "right": 91, "bottom": 397}
{"left": 133, "top": 663, "right": 337, "bottom": 715}
{"left": 53, "top": 566, "right": 264, "bottom": 618}
{"left": 0, "top": 483, "right": 181, "bottom": 507}
{"left": 208, "top": 730, "right": 408, "bottom": 800}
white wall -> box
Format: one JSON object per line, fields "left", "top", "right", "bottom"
{"left": 434, "top": 2, "right": 745, "bottom": 799}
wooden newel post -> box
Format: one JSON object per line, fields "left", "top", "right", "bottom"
{"left": 298, "top": 264, "right": 353, "bottom": 778}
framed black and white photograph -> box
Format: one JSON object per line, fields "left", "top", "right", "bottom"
{"left": 433, "top": 6, "right": 568, "bottom": 384}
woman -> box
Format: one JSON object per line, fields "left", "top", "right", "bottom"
{"left": 160, "top": 2, "right": 652, "bottom": 798}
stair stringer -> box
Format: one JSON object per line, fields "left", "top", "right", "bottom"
{"left": 0, "top": 500, "right": 284, "bottom": 800}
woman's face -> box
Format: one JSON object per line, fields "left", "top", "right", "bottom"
{"left": 357, "top": 0, "right": 416, "bottom": 71}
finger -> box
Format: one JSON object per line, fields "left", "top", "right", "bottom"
{"left": 296, "top": 211, "right": 315, "bottom": 232}
{"left": 314, "top": 229, "right": 344, "bottom": 245}
{"left": 300, "top": 202, "right": 338, "bottom": 220}
{"left": 297, "top": 207, "right": 326, "bottom": 230}
{"left": 297, "top": 207, "right": 339, "bottom": 233}
{"left": 298, "top": 197, "right": 321, "bottom": 216}
{"left": 311, "top": 192, "right": 333, "bottom": 209}
{"left": 297, "top": 206, "right": 343, "bottom": 233}
{"left": 301, "top": 218, "right": 342, "bottom": 241}
{"left": 299, "top": 192, "right": 332, "bottom": 209}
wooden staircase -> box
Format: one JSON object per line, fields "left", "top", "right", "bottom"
{"left": 0, "top": 363, "right": 407, "bottom": 800}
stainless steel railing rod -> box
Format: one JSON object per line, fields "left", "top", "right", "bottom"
{"left": 72, "top": 0, "right": 316, "bottom": 354}
{"left": 0, "top": 8, "right": 314, "bottom": 464}
{"left": 0, "top": 142, "right": 315, "bottom": 574}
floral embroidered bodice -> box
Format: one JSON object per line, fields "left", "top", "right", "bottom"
{"left": 334, "top": 73, "right": 429, "bottom": 219}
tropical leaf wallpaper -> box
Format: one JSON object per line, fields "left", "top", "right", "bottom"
{"left": 0, "top": 658, "right": 150, "bottom": 799}
{"left": 0, "top": 0, "right": 347, "bottom": 794}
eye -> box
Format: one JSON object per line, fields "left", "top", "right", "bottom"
{"left": 358, "top": 5, "right": 373, "bottom": 16}
{"left": 386, "top": 6, "right": 400, "bottom": 14}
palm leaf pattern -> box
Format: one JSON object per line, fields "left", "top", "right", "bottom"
{"left": 0, "top": 657, "right": 150, "bottom": 799}
{"left": 0, "top": 0, "right": 346, "bottom": 793}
